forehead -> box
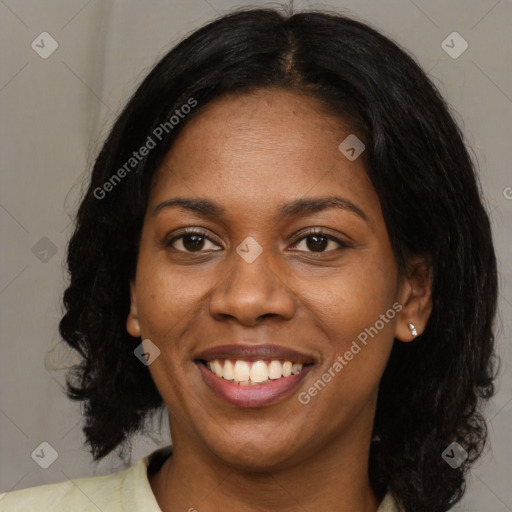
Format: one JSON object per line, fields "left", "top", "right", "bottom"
{"left": 148, "top": 88, "right": 381, "bottom": 227}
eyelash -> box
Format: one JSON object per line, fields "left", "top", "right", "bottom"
{"left": 164, "top": 228, "right": 350, "bottom": 254}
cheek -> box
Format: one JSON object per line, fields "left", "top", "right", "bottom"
{"left": 132, "top": 256, "right": 210, "bottom": 406}
{"left": 300, "top": 297, "right": 395, "bottom": 428}
{"left": 300, "top": 248, "right": 397, "bottom": 395}
{"left": 136, "top": 274, "right": 198, "bottom": 339}
{"left": 301, "top": 245, "right": 397, "bottom": 334}
{"left": 134, "top": 249, "right": 219, "bottom": 354}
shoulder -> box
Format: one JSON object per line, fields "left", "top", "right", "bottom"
{"left": 0, "top": 469, "right": 129, "bottom": 512}
{"left": 0, "top": 447, "right": 171, "bottom": 512}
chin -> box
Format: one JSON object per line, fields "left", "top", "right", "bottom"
{"left": 207, "top": 438, "right": 300, "bottom": 473}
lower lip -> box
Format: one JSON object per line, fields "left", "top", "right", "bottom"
{"left": 197, "top": 362, "right": 313, "bottom": 408}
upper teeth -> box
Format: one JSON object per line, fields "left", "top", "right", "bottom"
{"left": 206, "top": 359, "right": 304, "bottom": 384}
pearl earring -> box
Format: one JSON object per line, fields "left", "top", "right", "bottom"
{"left": 408, "top": 323, "right": 418, "bottom": 337}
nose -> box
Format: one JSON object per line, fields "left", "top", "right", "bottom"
{"left": 208, "top": 247, "right": 296, "bottom": 326}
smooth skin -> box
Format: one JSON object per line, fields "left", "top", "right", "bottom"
{"left": 126, "top": 88, "right": 432, "bottom": 512}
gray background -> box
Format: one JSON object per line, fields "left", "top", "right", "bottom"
{"left": 0, "top": 0, "right": 511, "bottom": 510}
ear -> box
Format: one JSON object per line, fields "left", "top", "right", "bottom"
{"left": 394, "top": 254, "right": 433, "bottom": 342}
{"left": 126, "top": 279, "right": 141, "bottom": 338}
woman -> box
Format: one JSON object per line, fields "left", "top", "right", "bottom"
{"left": 0, "top": 6, "right": 498, "bottom": 512}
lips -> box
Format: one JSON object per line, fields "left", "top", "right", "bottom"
{"left": 194, "top": 344, "right": 315, "bottom": 408}
{"left": 194, "top": 344, "right": 315, "bottom": 365}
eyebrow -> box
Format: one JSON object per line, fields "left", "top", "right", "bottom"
{"left": 152, "top": 196, "right": 368, "bottom": 223}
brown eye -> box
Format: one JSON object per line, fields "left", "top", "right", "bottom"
{"left": 166, "top": 230, "right": 221, "bottom": 253}
{"left": 290, "top": 230, "right": 349, "bottom": 253}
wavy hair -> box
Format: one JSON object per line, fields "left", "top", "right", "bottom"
{"left": 58, "top": 7, "right": 498, "bottom": 511}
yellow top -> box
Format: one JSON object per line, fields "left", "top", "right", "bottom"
{"left": 0, "top": 446, "right": 399, "bottom": 511}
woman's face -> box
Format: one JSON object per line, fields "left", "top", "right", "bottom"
{"left": 127, "top": 88, "right": 419, "bottom": 470}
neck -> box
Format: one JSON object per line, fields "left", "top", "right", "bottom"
{"left": 149, "top": 405, "right": 381, "bottom": 512}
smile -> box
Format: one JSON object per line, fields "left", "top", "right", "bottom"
{"left": 204, "top": 359, "right": 310, "bottom": 385}
{"left": 194, "top": 343, "right": 316, "bottom": 407}
{"left": 196, "top": 359, "right": 314, "bottom": 407}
